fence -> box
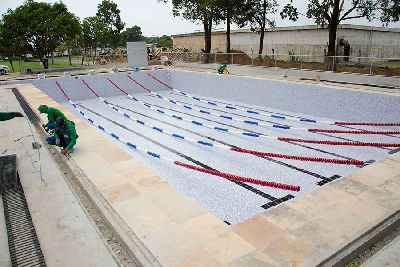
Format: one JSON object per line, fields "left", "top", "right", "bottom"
{"left": 160, "top": 52, "right": 400, "bottom": 76}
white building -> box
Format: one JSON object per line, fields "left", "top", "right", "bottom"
{"left": 172, "top": 24, "right": 400, "bottom": 62}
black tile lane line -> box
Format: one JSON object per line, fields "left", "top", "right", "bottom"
{"left": 168, "top": 91, "right": 400, "bottom": 141}
{"left": 108, "top": 101, "right": 339, "bottom": 183}
{"left": 148, "top": 94, "right": 392, "bottom": 152}
{"left": 76, "top": 103, "right": 295, "bottom": 207}
{"left": 121, "top": 97, "right": 360, "bottom": 162}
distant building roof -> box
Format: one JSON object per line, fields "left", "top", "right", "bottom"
{"left": 172, "top": 24, "right": 400, "bottom": 37}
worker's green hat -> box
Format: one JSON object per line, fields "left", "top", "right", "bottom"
{"left": 38, "top": 105, "right": 48, "bottom": 113}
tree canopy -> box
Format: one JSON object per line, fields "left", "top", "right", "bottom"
{"left": 96, "top": 0, "right": 125, "bottom": 48}
{"left": 159, "top": 0, "right": 219, "bottom": 53}
{"left": 242, "top": 0, "right": 278, "bottom": 56}
{"left": 0, "top": 0, "right": 80, "bottom": 69}
{"left": 121, "top": 26, "right": 145, "bottom": 44}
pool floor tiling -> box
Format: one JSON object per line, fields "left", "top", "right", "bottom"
{"left": 14, "top": 70, "right": 400, "bottom": 265}
{"left": 29, "top": 70, "right": 400, "bottom": 224}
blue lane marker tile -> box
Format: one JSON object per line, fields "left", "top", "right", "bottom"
{"left": 123, "top": 113, "right": 130, "bottom": 118}
{"left": 147, "top": 152, "right": 160, "bottom": 158}
{"left": 198, "top": 141, "right": 213, "bottom": 146}
{"left": 247, "top": 110, "right": 259, "bottom": 114}
{"left": 271, "top": 115, "right": 285, "bottom": 119}
{"left": 242, "top": 132, "right": 260, "bottom": 137}
{"left": 88, "top": 119, "right": 94, "bottom": 124}
{"left": 98, "top": 125, "right": 105, "bottom": 131}
{"left": 300, "top": 118, "right": 317, "bottom": 123}
{"left": 273, "top": 125, "right": 290, "bottom": 129}
{"left": 220, "top": 115, "right": 232, "bottom": 120}
{"left": 137, "top": 120, "right": 145, "bottom": 125}
{"left": 192, "top": 121, "right": 203, "bottom": 126}
{"left": 173, "top": 115, "right": 182, "bottom": 120}
{"left": 215, "top": 127, "right": 228, "bottom": 132}
{"left": 244, "top": 120, "right": 258, "bottom": 125}
{"left": 200, "top": 110, "right": 210, "bottom": 114}
{"left": 127, "top": 142, "right": 137, "bottom": 149}
{"left": 172, "top": 134, "right": 184, "bottom": 139}
{"left": 183, "top": 105, "right": 192, "bottom": 109}
{"left": 111, "top": 133, "right": 119, "bottom": 139}
{"left": 226, "top": 106, "right": 236, "bottom": 109}
{"left": 153, "top": 127, "right": 163, "bottom": 132}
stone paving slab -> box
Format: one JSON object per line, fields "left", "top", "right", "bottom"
{"left": 13, "top": 79, "right": 400, "bottom": 266}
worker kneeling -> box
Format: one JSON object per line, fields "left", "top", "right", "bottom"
{"left": 217, "top": 64, "right": 229, "bottom": 74}
{"left": 46, "top": 117, "right": 78, "bottom": 155}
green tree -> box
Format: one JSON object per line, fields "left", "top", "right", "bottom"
{"left": 96, "top": 0, "right": 125, "bottom": 48}
{"left": 242, "top": 0, "right": 278, "bottom": 59}
{"left": 215, "top": 0, "right": 245, "bottom": 53}
{"left": 158, "top": 35, "right": 173, "bottom": 48}
{"left": 0, "top": 1, "right": 80, "bottom": 69}
{"left": 159, "top": 0, "right": 218, "bottom": 53}
{"left": 0, "top": 9, "right": 28, "bottom": 71}
{"left": 120, "top": 26, "right": 145, "bottom": 44}
{"left": 145, "top": 35, "right": 173, "bottom": 48}
{"left": 52, "top": 4, "right": 81, "bottom": 65}
{"left": 82, "top": 16, "right": 105, "bottom": 57}
{"left": 281, "top": 0, "right": 400, "bottom": 70}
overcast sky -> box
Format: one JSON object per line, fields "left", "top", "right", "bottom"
{"left": 0, "top": 0, "right": 397, "bottom": 36}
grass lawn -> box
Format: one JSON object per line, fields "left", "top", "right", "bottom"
{"left": 0, "top": 57, "right": 82, "bottom": 73}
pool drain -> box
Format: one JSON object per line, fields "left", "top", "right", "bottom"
{"left": 0, "top": 155, "right": 46, "bottom": 267}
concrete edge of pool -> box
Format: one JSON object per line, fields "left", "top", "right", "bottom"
{"left": 7, "top": 76, "right": 400, "bottom": 266}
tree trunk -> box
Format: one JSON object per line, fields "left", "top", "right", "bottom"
{"left": 203, "top": 12, "right": 212, "bottom": 63}
{"left": 258, "top": 29, "right": 265, "bottom": 61}
{"left": 68, "top": 46, "right": 72, "bottom": 65}
{"left": 326, "top": 0, "right": 340, "bottom": 71}
{"left": 203, "top": 18, "right": 212, "bottom": 53}
{"left": 226, "top": 10, "right": 231, "bottom": 53}
{"left": 94, "top": 44, "right": 97, "bottom": 64}
{"left": 9, "top": 58, "right": 14, "bottom": 71}
{"left": 258, "top": 0, "right": 267, "bottom": 62}
{"left": 51, "top": 51, "right": 54, "bottom": 64}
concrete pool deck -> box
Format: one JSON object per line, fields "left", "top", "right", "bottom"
{"left": 0, "top": 69, "right": 397, "bottom": 266}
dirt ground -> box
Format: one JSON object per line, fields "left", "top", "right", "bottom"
{"left": 230, "top": 53, "right": 400, "bottom": 77}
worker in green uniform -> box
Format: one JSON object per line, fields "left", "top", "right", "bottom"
{"left": 217, "top": 64, "right": 229, "bottom": 74}
{"left": 46, "top": 117, "right": 78, "bottom": 155}
{"left": 0, "top": 112, "right": 24, "bottom": 121}
{"left": 38, "top": 104, "right": 68, "bottom": 132}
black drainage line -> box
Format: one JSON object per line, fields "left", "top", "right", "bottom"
{"left": 299, "top": 77, "right": 399, "bottom": 90}
{"left": 123, "top": 97, "right": 359, "bottom": 161}
{"left": 12, "top": 88, "right": 40, "bottom": 122}
{"left": 77, "top": 104, "right": 292, "bottom": 206}
{"left": 149, "top": 94, "right": 391, "bottom": 151}
{"left": 109, "top": 101, "right": 338, "bottom": 184}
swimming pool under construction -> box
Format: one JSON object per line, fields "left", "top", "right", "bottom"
{"left": 14, "top": 69, "right": 400, "bottom": 265}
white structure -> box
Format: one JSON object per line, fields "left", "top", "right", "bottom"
{"left": 127, "top": 42, "right": 148, "bottom": 68}
{"left": 172, "top": 24, "right": 400, "bottom": 62}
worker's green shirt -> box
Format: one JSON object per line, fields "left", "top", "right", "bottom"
{"left": 0, "top": 112, "right": 16, "bottom": 121}
{"left": 46, "top": 107, "right": 67, "bottom": 127}
{"left": 54, "top": 120, "right": 78, "bottom": 151}
{"left": 217, "top": 65, "right": 227, "bottom": 71}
